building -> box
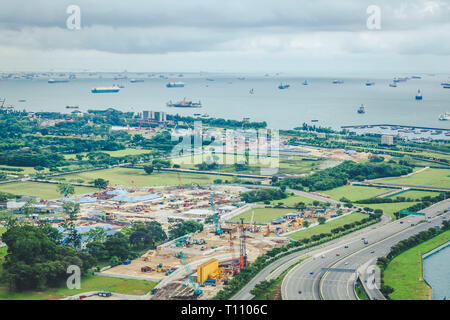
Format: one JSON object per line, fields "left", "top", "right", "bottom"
{"left": 143, "top": 111, "right": 167, "bottom": 122}
{"left": 316, "top": 132, "right": 326, "bottom": 139}
{"left": 381, "top": 135, "right": 394, "bottom": 145}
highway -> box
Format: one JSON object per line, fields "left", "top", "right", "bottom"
{"left": 281, "top": 199, "right": 450, "bottom": 300}
{"left": 232, "top": 213, "right": 392, "bottom": 300}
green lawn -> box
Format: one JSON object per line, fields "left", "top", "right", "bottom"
{"left": 0, "top": 273, "right": 157, "bottom": 300}
{"left": 287, "top": 212, "right": 370, "bottom": 241}
{"left": 0, "top": 182, "right": 96, "bottom": 200}
{"left": 0, "top": 165, "right": 46, "bottom": 175}
{"left": 389, "top": 190, "right": 438, "bottom": 200}
{"left": 322, "top": 186, "right": 392, "bottom": 202}
{"left": 229, "top": 208, "right": 294, "bottom": 223}
{"left": 263, "top": 194, "right": 315, "bottom": 207}
{"left": 383, "top": 230, "right": 450, "bottom": 300}
{"left": 57, "top": 167, "right": 220, "bottom": 187}
{"left": 64, "top": 148, "right": 153, "bottom": 160}
{"left": 372, "top": 168, "right": 450, "bottom": 188}
{"left": 364, "top": 202, "right": 419, "bottom": 220}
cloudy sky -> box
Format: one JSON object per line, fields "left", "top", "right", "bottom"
{"left": 0, "top": 0, "right": 449, "bottom": 75}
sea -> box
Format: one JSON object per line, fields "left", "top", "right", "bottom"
{"left": 1, "top": 73, "right": 450, "bottom": 138}
{"left": 423, "top": 243, "right": 450, "bottom": 300}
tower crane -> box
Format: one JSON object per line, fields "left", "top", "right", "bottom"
{"left": 179, "top": 251, "right": 203, "bottom": 296}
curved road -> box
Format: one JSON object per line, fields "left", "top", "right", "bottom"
{"left": 282, "top": 199, "right": 450, "bottom": 300}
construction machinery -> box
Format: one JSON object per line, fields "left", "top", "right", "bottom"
{"left": 264, "top": 223, "right": 271, "bottom": 237}
{"left": 179, "top": 251, "right": 203, "bottom": 296}
{"left": 229, "top": 229, "right": 240, "bottom": 275}
{"left": 239, "top": 218, "right": 248, "bottom": 269}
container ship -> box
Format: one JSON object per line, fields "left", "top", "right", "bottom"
{"left": 166, "top": 82, "right": 185, "bottom": 88}
{"left": 91, "top": 86, "right": 120, "bottom": 93}
{"left": 167, "top": 98, "right": 202, "bottom": 108}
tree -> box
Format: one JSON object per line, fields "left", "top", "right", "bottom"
{"left": 303, "top": 220, "right": 310, "bottom": 228}
{"left": 143, "top": 165, "right": 154, "bottom": 175}
{"left": 57, "top": 183, "right": 75, "bottom": 197}
{"left": 104, "top": 233, "right": 129, "bottom": 260}
{"left": 93, "top": 178, "right": 109, "bottom": 189}
{"left": 85, "top": 227, "right": 108, "bottom": 243}
{"left": 318, "top": 217, "right": 326, "bottom": 225}
{"left": 169, "top": 220, "right": 203, "bottom": 239}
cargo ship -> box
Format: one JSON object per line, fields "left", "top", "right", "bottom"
{"left": 48, "top": 79, "right": 69, "bottom": 83}
{"left": 415, "top": 89, "right": 423, "bottom": 100}
{"left": 166, "top": 82, "right": 185, "bottom": 88}
{"left": 167, "top": 98, "right": 202, "bottom": 108}
{"left": 91, "top": 86, "right": 120, "bottom": 93}
{"left": 357, "top": 104, "right": 365, "bottom": 114}
{"left": 278, "top": 82, "right": 290, "bottom": 89}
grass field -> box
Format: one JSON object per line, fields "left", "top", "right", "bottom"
{"left": 58, "top": 167, "right": 220, "bottom": 187}
{"left": 229, "top": 208, "right": 294, "bottom": 223}
{"left": 0, "top": 272, "right": 157, "bottom": 300}
{"left": 322, "top": 186, "right": 392, "bottom": 202}
{"left": 389, "top": 190, "right": 438, "bottom": 200}
{"left": 372, "top": 168, "right": 450, "bottom": 188}
{"left": 263, "top": 194, "right": 315, "bottom": 206}
{"left": 64, "top": 148, "right": 153, "bottom": 160}
{"left": 171, "top": 154, "right": 320, "bottom": 175}
{"left": 364, "top": 202, "right": 419, "bottom": 220}
{"left": 0, "top": 182, "right": 96, "bottom": 200}
{"left": 383, "top": 230, "right": 450, "bottom": 300}
{"left": 287, "top": 212, "right": 369, "bottom": 241}
{"left": 0, "top": 165, "right": 47, "bottom": 175}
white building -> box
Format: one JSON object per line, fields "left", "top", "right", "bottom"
{"left": 381, "top": 135, "right": 394, "bottom": 145}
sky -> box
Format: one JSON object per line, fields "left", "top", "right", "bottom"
{"left": 0, "top": 0, "right": 449, "bottom": 75}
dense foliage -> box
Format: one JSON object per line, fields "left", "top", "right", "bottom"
{"left": 278, "top": 161, "right": 412, "bottom": 191}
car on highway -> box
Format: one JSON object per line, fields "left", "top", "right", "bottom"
{"left": 344, "top": 245, "right": 349, "bottom": 248}
{"left": 321, "top": 255, "right": 325, "bottom": 259}
{"left": 400, "top": 221, "right": 403, "bottom": 224}
{"left": 344, "top": 262, "right": 349, "bottom": 265}
{"left": 336, "top": 253, "right": 340, "bottom": 256}
{"left": 298, "top": 290, "right": 302, "bottom": 294}
{"left": 309, "top": 271, "right": 314, "bottom": 275}
{"left": 370, "top": 250, "right": 375, "bottom": 254}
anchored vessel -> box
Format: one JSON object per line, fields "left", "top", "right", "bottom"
{"left": 48, "top": 79, "right": 69, "bottom": 83}
{"left": 415, "top": 89, "right": 423, "bottom": 100}
{"left": 167, "top": 98, "right": 202, "bottom": 108}
{"left": 357, "top": 104, "right": 365, "bottom": 114}
{"left": 166, "top": 82, "right": 185, "bottom": 88}
{"left": 439, "top": 113, "right": 450, "bottom": 121}
{"left": 278, "top": 82, "right": 290, "bottom": 89}
{"left": 91, "top": 86, "right": 120, "bottom": 93}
